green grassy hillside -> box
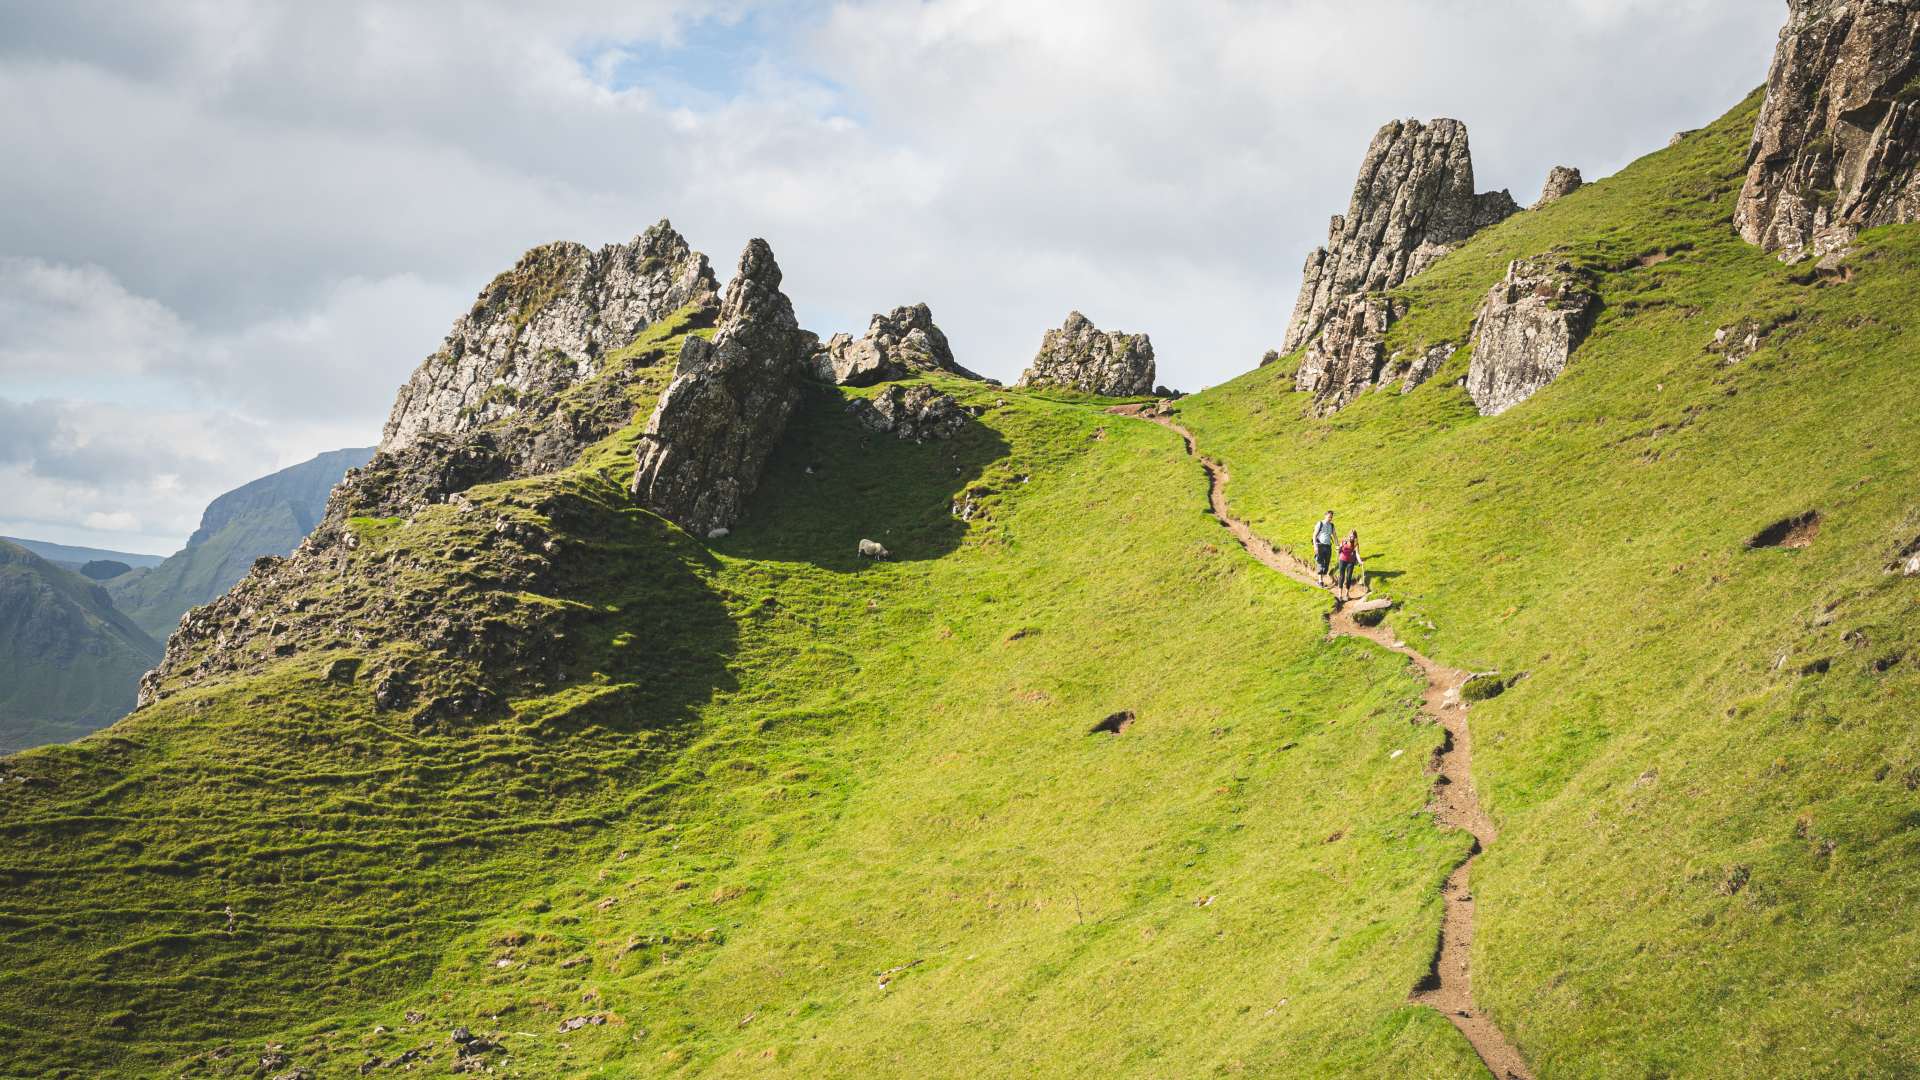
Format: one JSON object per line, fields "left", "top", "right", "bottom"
{"left": 2, "top": 87, "right": 1917, "bottom": 1080}
{"left": 0, "top": 541, "right": 162, "bottom": 754}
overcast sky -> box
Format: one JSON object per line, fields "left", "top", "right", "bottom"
{"left": 1, "top": 0, "right": 1783, "bottom": 554}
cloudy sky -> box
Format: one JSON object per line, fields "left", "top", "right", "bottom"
{"left": 1, "top": 0, "right": 1783, "bottom": 554}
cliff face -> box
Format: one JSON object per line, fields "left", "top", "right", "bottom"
{"left": 1283, "top": 119, "right": 1518, "bottom": 355}
{"left": 383, "top": 219, "right": 719, "bottom": 455}
{"left": 631, "top": 240, "right": 810, "bottom": 537}
{"left": 1014, "top": 312, "right": 1157, "bottom": 397}
{"left": 1736, "top": 0, "right": 1920, "bottom": 261}
{"left": 810, "top": 303, "right": 983, "bottom": 386}
{"left": 1464, "top": 256, "right": 1601, "bottom": 416}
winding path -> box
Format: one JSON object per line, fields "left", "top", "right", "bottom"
{"left": 1113, "top": 403, "right": 1532, "bottom": 1080}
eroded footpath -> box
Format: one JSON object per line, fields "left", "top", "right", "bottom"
{"left": 1113, "top": 403, "right": 1532, "bottom": 1080}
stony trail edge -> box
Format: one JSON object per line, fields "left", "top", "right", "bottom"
{"left": 1113, "top": 402, "right": 1533, "bottom": 1080}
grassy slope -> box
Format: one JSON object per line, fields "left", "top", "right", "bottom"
{"left": 0, "top": 333, "right": 1482, "bottom": 1076}
{"left": 0, "top": 541, "right": 162, "bottom": 754}
{"left": 1179, "top": 91, "right": 1920, "bottom": 1077}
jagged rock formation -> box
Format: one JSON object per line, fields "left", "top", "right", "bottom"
{"left": 1536, "top": 166, "right": 1584, "bottom": 207}
{"left": 1293, "top": 296, "right": 1407, "bottom": 414}
{"left": 1015, "top": 312, "right": 1156, "bottom": 396}
{"left": 1466, "top": 257, "right": 1602, "bottom": 415}
{"left": 1283, "top": 119, "right": 1519, "bottom": 354}
{"left": 632, "top": 240, "right": 809, "bottom": 535}
{"left": 1736, "top": 0, "right": 1920, "bottom": 262}
{"left": 384, "top": 220, "right": 719, "bottom": 454}
{"left": 810, "top": 303, "right": 983, "bottom": 386}
{"left": 848, "top": 384, "right": 968, "bottom": 442}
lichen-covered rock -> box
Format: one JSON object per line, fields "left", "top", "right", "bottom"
{"left": 810, "top": 303, "right": 983, "bottom": 386}
{"left": 1293, "top": 295, "right": 1406, "bottom": 414}
{"left": 1535, "top": 166, "right": 1584, "bottom": 207}
{"left": 1736, "top": 0, "right": 1920, "bottom": 262}
{"left": 1283, "top": 119, "right": 1518, "bottom": 354}
{"left": 631, "top": 240, "right": 808, "bottom": 535}
{"left": 1465, "top": 257, "right": 1602, "bottom": 416}
{"left": 1400, "top": 341, "right": 1458, "bottom": 393}
{"left": 384, "top": 220, "right": 718, "bottom": 452}
{"left": 847, "top": 384, "right": 967, "bottom": 442}
{"left": 1015, "top": 312, "right": 1156, "bottom": 396}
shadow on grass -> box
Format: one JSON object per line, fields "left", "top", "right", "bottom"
{"left": 724, "top": 383, "right": 1013, "bottom": 569}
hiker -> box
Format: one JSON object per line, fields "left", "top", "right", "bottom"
{"left": 1334, "top": 530, "right": 1362, "bottom": 600}
{"left": 1312, "top": 511, "right": 1336, "bottom": 585}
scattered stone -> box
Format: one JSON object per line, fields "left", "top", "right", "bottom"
{"left": 1709, "top": 318, "right": 1775, "bottom": 364}
{"left": 808, "top": 303, "right": 983, "bottom": 385}
{"left": 706, "top": 527, "right": 730, "bottom": 540}
{"left": 1718, "top": 864, "right": 1752, "bottom": 896}
{"left": 632, "top": 239, "right": 809, "bottom": 536}
{"left": 1015, "top": 312, "right": 1157, "bottom": 396}
{"left": 1736, "top": 0, "right": 1920, "bottom": 262}
{"left": 450, "top": 1027, "right": 474, "bottom": 1044}
{"left": 1534, "top": 165, "right": 1584, "bottom": 208}
{"left": 857, "top": 539, "right": 890, "bottom": 560}
{"left": 846, "top": 384, "right": 968, "bottom": 442}
{"left": 1401, "top": 341, "right": 1457, "bottom": 393}
{"left": 1283, "top": 118, "right": 1518, "bottom": 356}
{"left": 1259, "top": 348, "right": 1282, "bottom": 367}
{"left": 1465, "top": 256, "right": 1602, "bottom": 415}
{"left": 557, "top": 1014, "right": 607, "bottom": 1033}
{"left": 1670, "top": 129, "right": 1700, "bottom": 147}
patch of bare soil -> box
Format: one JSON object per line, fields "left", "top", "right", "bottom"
{"left": 1112, "top": 402, "right": 1534, "bottom": 1080}
{"left": 1748, "top": 510, "right": 1821, "bottom": 550}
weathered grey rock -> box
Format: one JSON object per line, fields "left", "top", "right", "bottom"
{"left": 1293, "top": 295, "right": 1406, "bottom": 414}
{"left": 383, "top": 220, "right": 718, "bottom": 452}
{"left": 1258, "top": 348, "right": 1282, "bottom": 368}
{"left": 1400, "top": 341, "right": 1458, "bottom": 393}
{"left": 810, "top": 303, "right": 982, "bottom": 385}
{"left": 631, "top": 239, "right": 807, "bottom": 535}
{"left": 1535, "top": 166, "right": 1584, "bottom": 207}
{"left": 1736, "top": 0, "right": 1920, "bottom": 261}
{"left": 1465, "top": 257, "right": 1602, "bottom": 416}
{"left": 1283, "top": 119, "right": 1519, "bottom": 354}
{"left": 1015, "top": 312, "right": 1156, "bottom": 396}
{"left": 847, "top": 384, "right": 967, "bottom": 442}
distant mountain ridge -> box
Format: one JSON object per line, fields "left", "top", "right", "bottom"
{"left": 108, "top": 447, "right": 374, "bottom": 638}
{"left": 0, "top": 540, "right": 161, "bottom": 754}
{"left": 1, "top": 537, "right": 165, "bottom": 571}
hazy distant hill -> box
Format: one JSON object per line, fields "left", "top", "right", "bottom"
{"left": 0, "top": 536, "right": 164, "bottom": 572}
{"left": 0, "top": 539, "right": 161, "bottom": 753}
{"left": 108, "top": 447, "right": 374, "bottom": 638}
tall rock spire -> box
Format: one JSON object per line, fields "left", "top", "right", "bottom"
{"left": 1282, "top": 119, "right": 1517, "bottom": 356}
{"left": 1735, "top": 0, "right": 1920, "bottom": 262}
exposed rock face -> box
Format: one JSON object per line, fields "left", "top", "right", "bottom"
{"left": 1535, "top": 166, "right": 1584, "bottom": 207}
{"left": 1465, "top": 257, "right": 1602, "bottom": 416}
{"left": 810, "top": 303, "right": 983, "bottom": 385}
{"left": 384, "top": 220, "right": 719, "bottom": 451}
{"left": 631, "top": 240, "right": 808, "bottom": 535}
{"left": 1015, "top": 312, "right": 1156, "bottom": 396}
{"left": 1401, "top": 342, "right": 1458, "bottom": 393}
{"left": 1736, "top": 0, "right": 1920, "bottom": 261}
{"left": 1283, "top": 119, "right": 1519, "bottom": 354}
{"left": 1293, "top": 295, "right": 1406, "bottom": 414}
{"left": 847, "top": 384, "right": 968, "bottom": 442}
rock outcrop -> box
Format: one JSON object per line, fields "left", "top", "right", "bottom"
{"left": 1736, "top": 0, "right": 1920, "bottom": 262}
{"left": 810, "top": 303, "right": 983, "bottom": 385}
{"left": 1292, "top": 296, "right": 1406, "bottom": 414}
{"left": 1283, "top": 119, "right": 1519, "bottom": 355}
{"left": 384, "top": 220, "right": 719, "bottom": 452}
{"left": 1015, "top": 312, "right": 1156, "bottom": 396}
{"left": 1465, "top": 257, "right": 1602, "bottom": 416}
{"left": 631, "top": 240, "right": 808, "bottom": 535}
{"left": 1535, "top": 166, "right": 1584, "bottom": 207}
{"left": 847, "top": 384, "right": 968, "bottom": 442}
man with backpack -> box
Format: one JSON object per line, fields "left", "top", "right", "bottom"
{"left": 1312, "top": 511, "right": 1336, "bottom": 585}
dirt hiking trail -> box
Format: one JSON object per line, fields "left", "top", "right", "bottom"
{"left": 1113, "top": 403, "right": 1532, "bottom": 1080}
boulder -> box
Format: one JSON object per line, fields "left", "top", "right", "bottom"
{"left": 847, "top": 384, "right": 967, "bottom": 442}
{"left": 1535, "top": 166, "right": 1584, "bottom": 207}
{"left": 383, "top": 220, "right": 719, "bottom": 452}
{"left": 810, "top": 303, "right": 983, "bottom": 385}
{"left": 1015, "top": 312, "right": 1157, "bottom": 396}
{"left": 1736, "top": 0, "right": 1920, "bottom": 262}
{"left": 1400, "top": 341, "right": 1458, "bottom": 393}
{"left": 1283, "top": 118, "right": 1518, "bottom": 355}
{"left": 1258, "top": 348, "right": 1281, "bottom": 367}
{"left": 1465, "top": 257, "right": 1602, "bottom": 416}
{"left": 631, "top": 240, "right": 808, "bottom": 536}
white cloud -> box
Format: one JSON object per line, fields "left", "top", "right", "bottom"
{"left": 0, "top": 0, "right": 1786, "bottom": 549}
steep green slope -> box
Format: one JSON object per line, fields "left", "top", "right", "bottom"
{"left": 1178, "top": 91, "right": 1920, "bottom": 1076}
{"left": 0, "top": 541, "right": 162, "bottom": 754}
{"left": 108, "top": 447, "right": 374, "bottom": 638}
